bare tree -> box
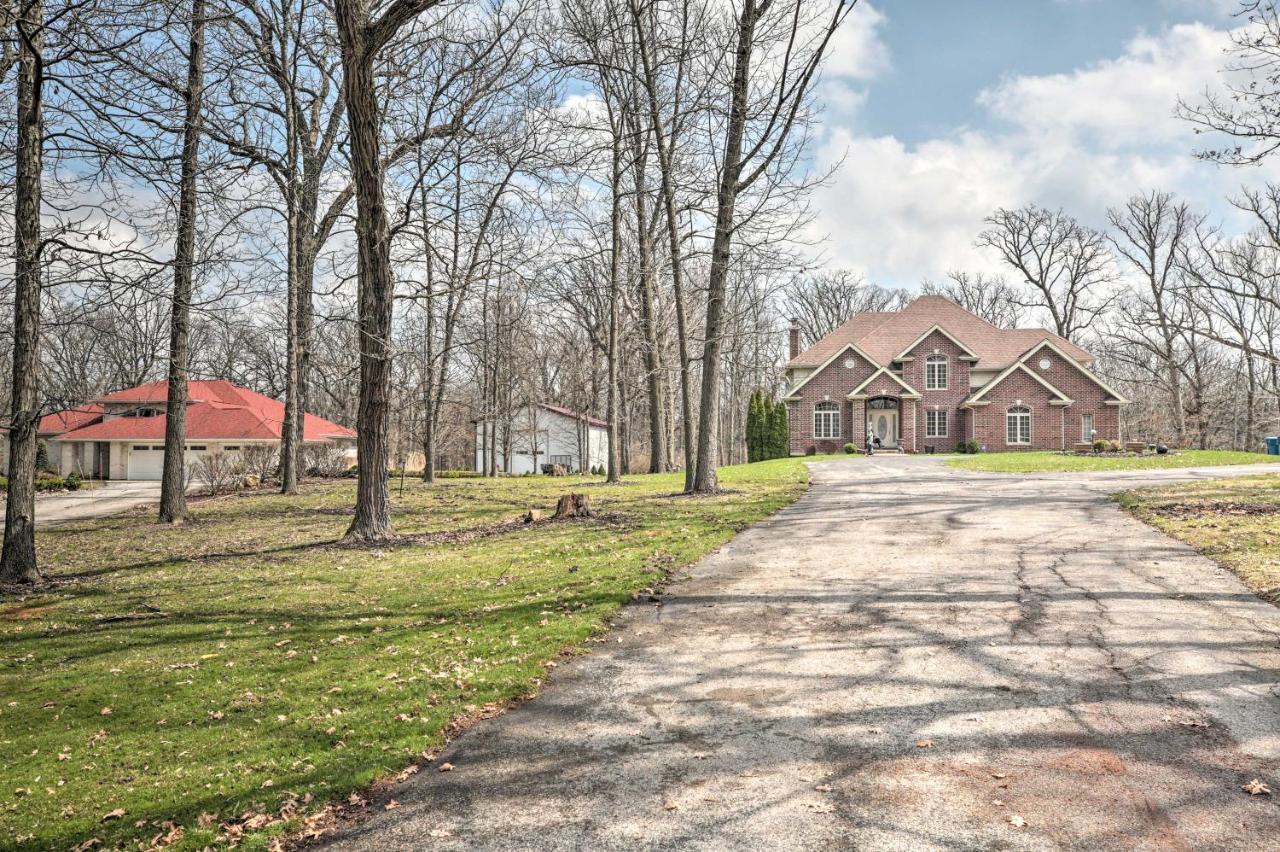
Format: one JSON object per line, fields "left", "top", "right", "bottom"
{"left": 1, "top": 0, "right": 46, "bottom": 582}
{"left": 158, "top": 0, "right": 206, "bottom": 524}
{"left": 1178, "top": 1, "right": 1280, "bottom": 165}
{"left": 1107, "top": 191, "right": 1197, "bottom": 445}
{"left": 333, "top": 0, "right": 445, "bottom": 541}
{"left": 920, "top": 271, "right": 1024, "bottom": 328}
{"left": 690, "top": 0, "right": 854, "bottom": 494}
{"left": 976, "top": 204, "right": 1117, "bottom": 341}
{"left": 784, "top": 269, "right": 908, "bottom": 345}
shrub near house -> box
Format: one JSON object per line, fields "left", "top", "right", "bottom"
{"left": 746, "top": 390, "right": 789, "bottom": 461}
{"left": 782, "top": 296, "right": 1127, "bottom": 454}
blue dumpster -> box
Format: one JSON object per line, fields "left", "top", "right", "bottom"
{"left": 1267, "top": 436, "right": 1280, "bottom": 455}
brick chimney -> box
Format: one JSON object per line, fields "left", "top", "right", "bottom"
{"left": 788, "top": 319, "right": 801, "bottom": 360}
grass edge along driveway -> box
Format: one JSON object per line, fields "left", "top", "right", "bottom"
{"left": 946, "top": 449, "right": 1280, "bottom": 474}
{"left": 1117, "top": 473, "right": 1280, "bottom": 605}
{"left": 0, "top": 456, "right": 845, "bottom": 851}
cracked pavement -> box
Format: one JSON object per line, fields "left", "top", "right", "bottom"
{"left": 323, "top": 456, "right": 1280, "bottom": 850}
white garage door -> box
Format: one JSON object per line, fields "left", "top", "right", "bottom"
{"left": 127, "top": 445, "right": 166, "bottom": 480}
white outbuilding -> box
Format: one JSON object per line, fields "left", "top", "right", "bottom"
{"left": 473, "top": 402, "right": 609, "bottom": 474}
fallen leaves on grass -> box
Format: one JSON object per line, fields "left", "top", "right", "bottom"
{"left": 915, "top": 738, "right": 934, "bottom": 749}
{"left": 100, "top": 808, "right": 126, "bottom": 822}
{"left": 1008, "top": 815, "right": 1027, "bottom": 828}
{"left": 1243, "top": 778, "right": 1272, "bottom": 796}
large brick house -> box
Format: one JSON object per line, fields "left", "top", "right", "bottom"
{"left": 784, "top": 295, "right": 1127, "bottom": 454}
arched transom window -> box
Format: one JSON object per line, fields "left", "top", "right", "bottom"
{"left": 925, "top": 354, "right": 948, "bottom": 390}
{"left": 814, "top": 401, "right": 841, "bottom": 439}
{"left": 1006, "top": 406, "right": 1031, "bottom": 445}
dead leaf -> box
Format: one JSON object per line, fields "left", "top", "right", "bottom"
{"left": 915, "top": 738, "right": 935, "bottom": 749}
{"left": 1008, "top": 815, "right": 1027, "bottom": 828}
{"left": 438, "top": 762, "right": 454, "bottom": 772}
{"left": 100, "top": 808, "right": 126, "bottom": 822}
{"left": 662, "top": 800, "right": 679, "bottom": 811}
{"left": 990, "top": 772, "right": 1007, "bottom": 779}
{"left": 99, "top": 707, "right": 112, "bottom": 716}
{"left": 384, "top": 800, "right": 401, "bottom": 810}
{"left": 814, "top": 784, "right": 833, "bottom": 793}
{"left": 196, "top": 812, "right": 217, "bottom": 828}
{"left": 1243, "top": 778, "right": 1272, "bottom": 796}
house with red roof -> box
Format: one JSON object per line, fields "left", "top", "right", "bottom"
{"left": 784, "top": 295, "right": 1128, "bottom": 454}
{"left": 37, "top": 379, "right": 356, "bottom": 480}
{"left": 473, "top": 402, "right": 609, "bottom": 474}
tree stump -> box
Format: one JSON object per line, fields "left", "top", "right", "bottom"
{"left": 552, "top": 493, "right": 593, "bottom": 520}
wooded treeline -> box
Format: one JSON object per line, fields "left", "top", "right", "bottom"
{"left": 4, "top": 0, "right": 1280, "bottom": 582}
{"left": 0, "top": 0, "right": 853, "bottom": 580}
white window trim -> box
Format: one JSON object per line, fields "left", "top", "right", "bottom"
{"left": 813, "top": 402, "right": 841, "bottom": 440}
{"left": 925, "top": 409, "right": 947, "bottom": 438}
{"left": 1006, "top": 407, "right": 1031, "bottom": 445}
{"left": 925, "top": 355, "right": 948, "bottom": 391}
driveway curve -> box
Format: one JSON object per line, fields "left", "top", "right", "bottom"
{"left": 324, "top": 456, "right": 1280, "bottom": 851}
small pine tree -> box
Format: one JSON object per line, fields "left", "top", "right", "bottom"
{"left": 746, "top": 390, "right": 764, "bottom": 462}
{"left": 35, "top": 442, "right": 50, "bottom": 472}
{"left": 769, "top": 399, "right": 790, "bottom": 459}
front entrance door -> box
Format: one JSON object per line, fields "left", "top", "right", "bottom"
{"left": 869, "top": 410, "right": 898, "bottom": 449}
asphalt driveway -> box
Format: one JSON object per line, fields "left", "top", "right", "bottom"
{"left": 325, "top": 456, "right": 1280, "bottom": 850}
{"left": 33, "top": 480, "right": 161, "bottom": 526}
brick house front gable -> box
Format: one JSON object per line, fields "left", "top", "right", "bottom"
{"left": 785, "top": 346, "right": 878, "bottom": 455}
{"left": 900, "top": 329, "right": 974, "bottom": 453}
{"left": 966, "top": 343, "right": 1121, "bottom": 451}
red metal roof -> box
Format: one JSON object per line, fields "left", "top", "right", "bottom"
{"left": 38, "top": 404, "right": 105, "bottom": 436}
{"left": 46, "top": 380, "right": 356, "bottom": 443}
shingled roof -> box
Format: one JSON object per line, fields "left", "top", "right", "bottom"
{"left": 786, "top": 295, "right": 1094, "bottom": 370}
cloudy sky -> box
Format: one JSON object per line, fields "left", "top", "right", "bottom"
{"left": 809, "top": 0, "right": 1280, "bottom": 287}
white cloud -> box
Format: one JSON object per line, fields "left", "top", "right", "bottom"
{"left": 978, "top": 24, "right": 1227, "bottom": 147}
{"left": 810, "top": 21, "right": 1280, "bottom": 286}
{"left": 823, "top": 2, "right": 890, "bottom": 81}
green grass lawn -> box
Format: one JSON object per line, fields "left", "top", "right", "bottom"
{"left": 1117, "top": 474, "right": 1280, "bottom": 603}
{"left": 945, "top": 449, "right": 1280, "bottom": 473}
{"left": 0, "top": 456, "right": 847, "bottom": 851}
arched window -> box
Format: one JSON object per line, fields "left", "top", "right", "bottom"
{"left": 1006, "top": 406, "right": 1031, "bottom": 445}
{"left": 814, "top": 401, "right": 841, "bottom": 439}
{"left": 925, "top": 354, "right": 948, "bottom": 390}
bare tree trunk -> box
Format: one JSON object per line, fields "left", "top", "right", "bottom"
{"left": 421, "top": 269, "right": 437, "bottom": 483}
{"left": 606, "top": 133, "right": 622, "bottom": 483}
{"left": 294, "top": 243, "right": 316, "bottom": 478}
{"left": 335, "top": 0, "right": 396, "bottom": 540}
{"left": 159, "top": 0, "right": 206, "bottom": 525}
{"left": 635, "top": 45, "right": 696, "bottom": 486}
{"left": 692, "top": 3, "right": 755, "bottom": 494}
{"left": 630, "top": 144, "right": 668, "bottom": 473}
{"left": 280, "top": 205, "right": 303, "bottom": 493}
{"left": 1, "top": 0, "right": 45, "bottom": 584}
